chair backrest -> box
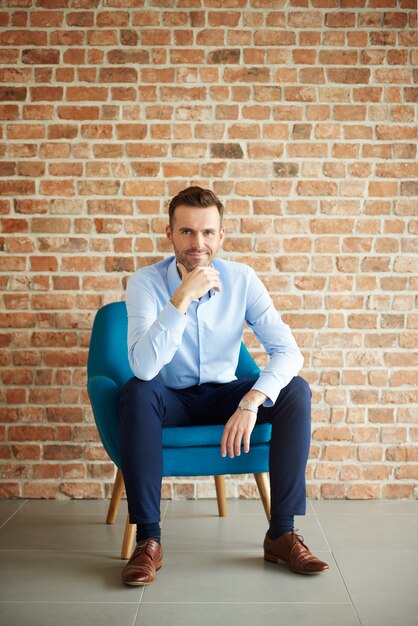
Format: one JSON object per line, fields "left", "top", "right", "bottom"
{"left": 87, "top": 301, "right": 260, "bottom": 388}
{"left": 87, "top": 301, "right": 133, "bottom": 388}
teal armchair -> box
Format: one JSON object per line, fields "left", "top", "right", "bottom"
{"left": 87, "top": 302, "right": 272, "bottom": 558}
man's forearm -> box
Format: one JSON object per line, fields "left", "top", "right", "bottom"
{"left": 128, "top": 301, "right": 188, "bottom": 381}
{"left": 241, "top": 389, "right": 268, "bottom": 408}
{"left": 170, "top": 288, "right": 191, "bottom": 314}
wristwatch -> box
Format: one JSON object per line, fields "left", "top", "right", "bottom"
{"left": 238, "top": 399, "right": 259, "bottom": 414}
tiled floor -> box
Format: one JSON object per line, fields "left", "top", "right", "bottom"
{"left": 0, "top": 498, "right": 417, "bottom": 626}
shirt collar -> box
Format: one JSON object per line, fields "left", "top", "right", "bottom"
{"left": 167, "top": 256, "right": 217, "bottom": 300}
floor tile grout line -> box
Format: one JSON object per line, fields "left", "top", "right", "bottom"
{"left": 0, "top": 600, "right": 359, "bottom": 605}
{"left": 131, "top": 601, "right": 361, "bottom": 605}
{"left": 160, "top": 499, "right": 170, "bottom": 525}
{"left": 0, "top": 601, "right": 142, "bottom": 605}
{"left": 310, "top": 501, "right": 332, "bottom": 552}
{"left": 131, "top": 599, "right": 141, "bottom": 626}
{"left": 0, "top": 499, "right": 28, "bottom": 532}
{"left": 311, "top": 503, "right": 363, "bottom": 626}
{"left": 319, "top": 564, "right": 363, "bottom": 626}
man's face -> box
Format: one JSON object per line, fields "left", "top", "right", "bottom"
{"left": 166, "top": 204, "right": 225, "bottom": 272}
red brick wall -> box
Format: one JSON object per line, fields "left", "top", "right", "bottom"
{"left": 1, "top": 0, "right": 417, "bottom": 501}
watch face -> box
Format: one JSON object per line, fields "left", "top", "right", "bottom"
{"left": 240, "top": 400, "right": 254, "bottom": 410}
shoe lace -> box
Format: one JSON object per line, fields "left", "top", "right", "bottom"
{"left": 292, "top": 529, "right": 308, "bottom": 547}
{"left": 136, "top": 538, "right": 157, "bottom": 560}
{"left": 290, "top": 529, "right": 316, "bottom": 566}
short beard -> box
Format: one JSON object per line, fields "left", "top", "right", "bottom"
{"left": 176, "top": 249, "right": 211, "bottom": 272}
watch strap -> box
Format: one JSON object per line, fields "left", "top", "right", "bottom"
{"left": 238, "top": 399, "right": 258, "bottom": 414}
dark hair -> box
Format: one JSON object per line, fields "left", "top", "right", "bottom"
{"left": 168, "top": 186, "right": 224, "bottom": 227}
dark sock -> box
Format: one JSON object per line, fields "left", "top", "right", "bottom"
{"left": 268, "top": 514, "right": 294, "bottom": 540}
{"left": 136, "top": 521, "right": 161, "bottom": 545}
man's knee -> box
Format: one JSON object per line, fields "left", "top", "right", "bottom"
{"left": 268, "top": 376, "right": 311, "bottom": 420}
{"left": 286, "top": 375, "right": 312, "bottom": 400}
{"left": 120, "top": 376, "right": 165, "bottom": 405}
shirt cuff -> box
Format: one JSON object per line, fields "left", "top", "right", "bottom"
{"left": 250, "top": 374, "right": 283, "bottom": 408}
{"left": 158, "top": 300, "right": 188, "bottom": 334}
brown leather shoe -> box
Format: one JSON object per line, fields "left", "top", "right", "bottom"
{"left": 264, "top": 529, "right": 329, "bottom": 575}
{"left": 122, "top": 538, "right": 163, "bottom": 586}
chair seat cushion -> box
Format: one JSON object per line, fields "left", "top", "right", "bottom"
{"left": 162, "top": 423, "right": 272, "bottom": 448}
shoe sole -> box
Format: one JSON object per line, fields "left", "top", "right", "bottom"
{"left": 123, "top": 560, "right": 163, "bottom": 586}
{"left": 264, "top": 553, "right": 328, "bottom": 575}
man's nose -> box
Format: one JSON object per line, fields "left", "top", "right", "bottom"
{"left": 192, "top": 232, "right": 204, "bottom": 248}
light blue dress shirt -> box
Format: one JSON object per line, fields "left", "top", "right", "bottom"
{"left": 126, "top": 255, "right": 304, "bottom": 407}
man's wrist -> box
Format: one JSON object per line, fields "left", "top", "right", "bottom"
{"left": 241, "top": 389, "right": 268, "bottom": 408}
{"left": 170, "top": 288, "right": 191, "bottom": 314}
{"left": 238, "top": 399, "right": 258, "bottom": 414}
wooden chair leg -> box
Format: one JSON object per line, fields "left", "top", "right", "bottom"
{"left": 121, "top": 513, "right": 136, "bottom": 560}
{"left": 106, "top": 467, "right": 125, "bottom": 524}
{"left": 214, "top": 475, "right": 227, "bottom": 517}
{"left": 254, "top": 472, "right": 271, "bottom": 522}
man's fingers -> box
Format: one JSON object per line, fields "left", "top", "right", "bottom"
{"left": 220, "top": 428, "right": 228, "bottom": 457}
{"left": 234, "top": 431, "right": 243, "bottom": 457}
{"left": 243, "top": 430, "right": 250, "bottom": 453}
{"left": 221, "top": 419, "right": 251, "bottom": 458}
{"left": 221, "top": 424, "right": 236, "bottom": 459}
{"left": 227, "top": 429, "right": 237, "bottom": 458}
{"left": 212, "top": 278, "right": 221, "bottom": 293}
{"left": 179, "top": 264, "right": 221, "bottom": 295}
{"left": 200, "top": 268, "right": 220, "bottom": 287}
{"left": 222, "top": 423, "right": 235, "bottom": 459}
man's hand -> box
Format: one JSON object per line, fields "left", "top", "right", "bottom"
{"left": 220, "top": 408, "right": 257, "bottom": 458}
{"left": 220, "top": 390, "right": 267, "bottom": 458}
{"left": 171, "top": 262, "right": 221, "bottom": 313}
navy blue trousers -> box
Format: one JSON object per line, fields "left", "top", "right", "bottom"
{"left": 119, "top": 375, "right": 312, "bottom": 525}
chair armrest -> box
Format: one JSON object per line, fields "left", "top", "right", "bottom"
{"left": 87, "top": 375, "right": 122, "bottom": 467}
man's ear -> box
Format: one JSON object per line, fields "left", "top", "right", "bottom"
{"left": 219, "top": 226, "right": 225, "bottom": 243}
{"left": 165, "top": 224, "right": 172, "bottom": 242}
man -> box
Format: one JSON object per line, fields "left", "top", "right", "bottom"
{"left": 119, "top": 186, "right": 329, "bottom": 586}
